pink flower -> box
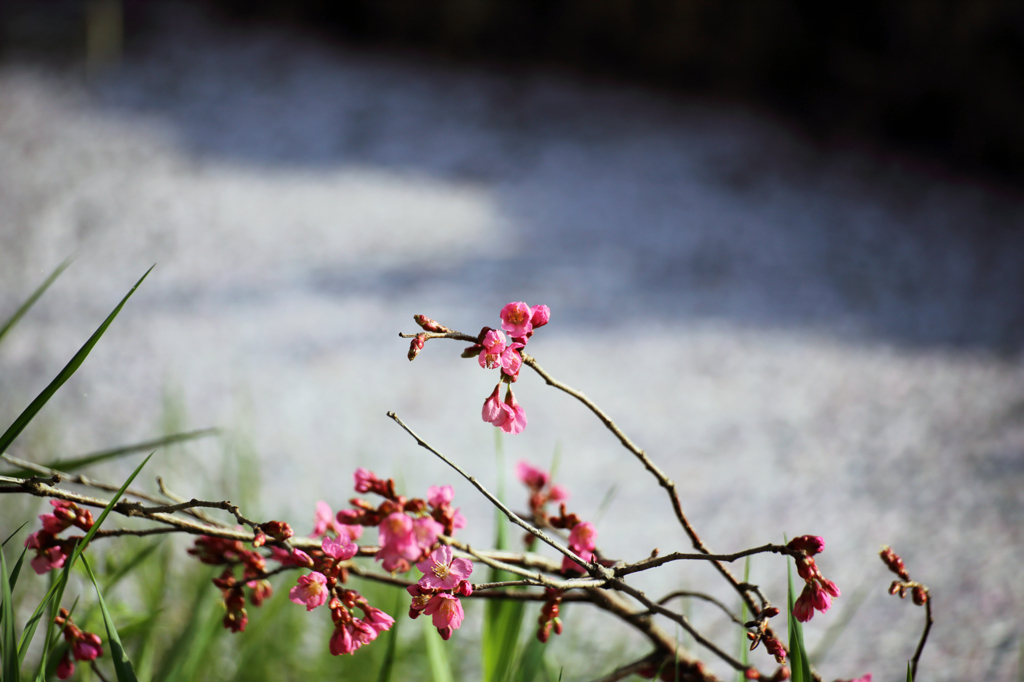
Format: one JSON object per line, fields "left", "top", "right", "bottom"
{"left": 329, "top": 625, "right": 357, "bottom": 655}
{"left": 530, "top": 305, "right": 550, "bottom": 329}
{"left": 335, "top": 508, "right": 364, "bottom": 537}
{"left": 322, "top": 536, "right": 358, "bottom": 561}
{"left": 289, "top": 572, "right": 329, "bottom": 611}
{"left": 411, "top": 516, "right": 443, "bottom": 553}
{"left": 428, "top": 485, "right": 455, "bottom": 508}
{"left": 482, "top": 385, "right": 513, "bottom": 427}
{"left": 353, "top": 468, "right": 377, "bottom": 493}
{"left": 820, "top": 579, "right": 841, "bottom": 598}
{"left": 40, "top": 513, "right": 70, "bottom": 535}
{"left": 377, "top": 512, "right": 417, "bottom": 571}
{"left": 416, "top": 545, "right": 474, "bottom": 591}
{"left": 548, "top": 484, "right": 569, "bottom": 502}
{"left": 500, "top": 342, "right": 524, "bottom": 375}
{"left": 424, "top": 593, "right": 465, "bottom": 634}
{"left": 787, "top": 535, "right": 825, "bottom": 556}
{"left": 72, "top": 633, "right": 103, "bottom": 661}
{"left": 792, "top": 585, "right": 816, "bottom": 622}
{"left": 478, "top": 329, "right": 507, "bottom": 369}
{"left": 31, "top": 545, "right": 67, "bottom": 575}
{"left": 312, "top": 501, "right": 340, "bottom": 538}
{"left": 809, "top": 582, "right": 832, "bottom": 612}
{"left": 56, "top": 652, "right": 75, "bottom": 679}
{"left": 361, "top": 605, "right": 395, "bottom": 635}
{"left": 500, "top": 302, "right": 534, "bottom": 338}
{"left": 499, "top": 388, "right": 527, "bottom": 435}
{"left": 516, "top": 461, "right": 550, "bottom": 490}
{"left": 349, "top": 619, "right": 379, "bottom": 646}
{"left": 560, "top": 549, "right": 595, "bottom": 575}
{"left": 568, "top": 522, "right": 597, "bottom": 553}
{"left": 451, "top": 508, "right": 467, "bottom": 530}
{"left": 407, "top": 584, "right": 433, "bottom": 616}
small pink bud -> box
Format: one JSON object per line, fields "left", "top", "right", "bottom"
{"left": 529, "top": 304, "right": 550, "bottom": 329}
{"left": 787, "top": 535, "right": 825, "bottom": 556}
{"left": 408, "top": 333, "right": 426, "bottom": 361}
{"left": 56, "top": 652, "right": 74, "bottom": 680}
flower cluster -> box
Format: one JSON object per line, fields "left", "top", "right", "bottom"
{"left": 407, "top": 546, "right": 473, "bottom": 640}
{"left": 516, "top": 459, "right": 598, "bottom": 576}
{"left": 788, "top": 535, "right": 841, "bottom": 623}
{"left": 334, "top": 469, "right": 465, "bottom": 573}
{"left": 189, "top": 534, "right": 274, "bottom": 633}
{"left": 23, "top": 500, "right": 93, "bottom": 575}
{"left": 536, "top": 588, "right": 564, "bottom": 643}
{"left": 53, "top": 608, "right": 103, "bottom": 679}
{"left": 880, "top": 545, "right": 928, "bottom": 606}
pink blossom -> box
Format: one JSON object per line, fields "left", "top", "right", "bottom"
{"left": 349, "top": 619, "right": 379, "bottom": 646}
{"left": 322, "top": 536, "right": 358, "bottom": 561}
{"left": 424, "top": 592, "right": 465, "bottom": 632}
{"left": 411, "top": 516, "right": 444, "bottom": 554}
{"left": 31, "top": 546, "right": 67, "bottom": 575}
{"left": 569, "top": 522, "right": 597, "bottom": 553}
{"left": 792, "top": 585, "right": 816, "bottom": 622}
{"left": 560, "top": 549, "right": 595, "bottom": 575}
{"left": 290, "top": 549, "right": 314, "bottom": 567}
{"left": 407, "top": 584, "right": 433, "bottom": 615}
{"left": 312, "top": 501, "right": 340, "bottom": 538}
{"left": 787, "top": 535, "right": 825, "bottom": 556}
{"left": 354, "top": 468, "right": 378, "bottom": 493}
{"left": 416, "top": 545, "right": 474, "bottom": 591}
{"left": 72, "top": 633, "right": 103, "bottom": 661}
{"left": 809, "top": 582, "right": 832, "bottom": 612}
{"left": 329, "top": 625, "right": 357, "bottom": 655}
{"left": 289, "top": 572, "right": 329, "bottom": 611}
{"left": 451, "top": 508, "right": 467, "bottom": 530}
{"left": 361, "top": 605, "right": 396, "bottom": 635}
{"left": 56, "top": 652, "right": 74, "bottom": 679}
{"left": 478, "top": 329, "right": 507, "bottom": 369}
{"left": 548, "top": 484, "right": 569, "bottom": 502}
{"left": 530, "top": 304, "right": 550, "bottom": 329}
{"left": 500, "top": 302, "right": 534, "bottom": 338}
{"left": 335, "top": 508, "right": 364, "bottom": 539}
{"left": 499, "top": 388, "right": 527, "bottom": 435}
{"left": 516, "top": 461, "right": 550, "bottom": 490}
{"left": 500, "top": 342, "right": 524, "bottom": 375}
{"left": 40, "top": 513, "right": 70, "bottom": 535}
{"left": 376, "top": 512, "right": 417, "bottom": 571}
{"left": 482, "top": 385, "right": 514, "bottom": 427}
{"left": 820, "top": 578, "right": 841, "bottom": 598}
{"left": 428, "top": 485, "right": 455, "bottom": 508}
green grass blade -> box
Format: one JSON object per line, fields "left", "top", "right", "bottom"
{"left": 7, "top": 547, "right": 27, "bottom": 596}
{"left": 515, "top": 636, "right": 547, "bottom": 682}
{"left": 374, "top": 588, "right": 403, "bottom": 682}
{"left": 21, "top": 452, "right": 153, "bottom": 669}
{"left": 2, "top": 545, "right": 21, "bottom": 682}
{"left": 1, "top": 428, "right": 218, "bottom": 478}
{"left": 0, "top": 257, "right": 72, "bottom": 347}
{"left": 82, "top": 555, "right": 138, "bottom": 682}
{"left": 102, "top": 541, "right": 163, "bottom": 594}
{"left": 787, "top": 558, "right": 812, "bottom": 682}
{"left": 0, "top": 266, "right": 154, "bottom": 457}
{"left": 423, "top": 618, "right": 456, "bottom": 682}
{"left": 907, "top": 660, "right": 913, "bottom": 682}
{"left": 2, "top": 522, "right": 30, "bottom": 548}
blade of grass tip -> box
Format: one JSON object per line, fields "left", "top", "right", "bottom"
{"left": 787, "top": 556, "right": 812, "bottom": 682}
{"left": 2, "top": 522, "right": 30, "bottom": 548}
{"left": 423, "top": 619, "right": 456, "bottom": 682}
{"left": 0, "top": 257, "right": 73, "bottom": 348}
{"left": 3, "top": 545, "right": 21, "bottom": 682}
{"left": 374, "top": 588, "right": 403, "bottom": 682}
{"left": 592, "top": 483, "right": 618, "bottom": 526}
{"left": 21, "top": 452, "right": 153, "bottom": 668}
{"left": 514, "top": 635, "right": 547, "bottom": 682}
{"left": 8, "top": 546, "right": 27, "bottom": 596}
{"left": 0, "top": 266, "right": 154, "bottom": 458}
{"left": 82, "top": 555, "right": 138, "bottom": 682}
{"left": 907, "top": 660, "right": 913, "bottom": 682}
{"left": 4, "top": 428, "right": 219, "bottom": 478}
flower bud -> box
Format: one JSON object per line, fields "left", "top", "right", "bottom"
{"left": 911, "top": 585, "right": 928, "bottom": 605}
{"left": 787, "top": 535, "right": 825, "bottom": 556}
{"left": 408, "top": 334, "right": 426, "bottom": 361}
{"left": 413, "top": 315, "right": 448, "bottom": 333}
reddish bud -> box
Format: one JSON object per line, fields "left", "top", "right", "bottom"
{"left": 461, "top": 344, "right": 483, "bottom": 358}
{"left": 413, "top": 315, "right": 448, "bottom": 333}
{"left": 880, "top": 545, "right": 910, "bottom": 580}
{"left": 912, "top": 586, "right": 928, "bottom": 605}
{"left": 745, "top": 668, "right": 761, "bottom": 679}
{"left": 408, "top": 334, "right": 426, "bottom": 361}
{"left": 762, "top": 606, "right": 780, "bottom": 618}
{"left": 261, "top": 520, "right": 294, "bottom": 541}
{"left": 787, "top": 535, "right": 824, "bottom": 556}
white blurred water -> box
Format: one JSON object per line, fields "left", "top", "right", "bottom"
{"left": 2, "top": 5, "right": 1023, "bottom": 680}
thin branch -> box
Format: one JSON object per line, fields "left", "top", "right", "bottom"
{"left": 157, "top": 476, "right": 223, "bottom": 526}
{"left": 616, "top": 544, "right": 794, "bottom": 577}
{"left": 911, "top": 597, "right": 933, "bottom": 679}
{"left": 656, "top": 590, "right": 744, "bottom": 626}
{"left": 399, "top": 331, "right": 479, "bottom": 343}
{"left": 588, "top": 653, "right": 664, "bottom": 682}
{"left": 387, "top": 411, "right": 611, "bottom": 580}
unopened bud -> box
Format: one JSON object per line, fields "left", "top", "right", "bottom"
{"left": 880, "top": 545, "right": 910, "bottom": 580}
{"left": 912, "top": 585, "right": 928, "bottom": 605}
{"left": 745, "top": 668, "right": 761, "bottom": 679}
{"left": 261, "top": 520, "right": 294, "bottom": 541}
{"left": 413, "top": 315, "right": 448, "bottom": 333}
{"left": 461, "top": 344, "right": 483, "bottom": 358}
{"left": 888, "top": 580, "right": 901, "bottom": 596}
{"left": 408, "top": 334, "right": 426, "bottom": 361}
{"left": 762, "top": 606, "right": 780, "bottom": 618}
{"left": 787, "top": 535, "right": 825, "bottom": 556}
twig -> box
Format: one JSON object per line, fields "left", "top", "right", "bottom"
{"left": 616, "top": 544, "right": 794, "bottom": 577}
{"left": 656, "top": 590, "right": 745, "bottom": 626}
{"left": 399, "top": 331, "right": 478, "bottom": 343}
{"left": 911, "top": 597, "right": 933, "bottom": 679}
{"left": 157, "top": 476, "right": 222, "bottom": 526}
{"left": 588, "top": 653, "right": 664, "bottom": 682}
{"left": 387, "top": 411, "right": 611, "bottom": 580}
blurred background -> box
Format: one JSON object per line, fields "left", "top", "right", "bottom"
{"left": 1, "top": 1, "right": 1023, "bottom": 680}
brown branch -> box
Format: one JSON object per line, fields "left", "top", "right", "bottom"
{"left": 656, "top": 590, "right": 745, "bottom": 626}
{"left": 398, "top": 331, "right": 479, "bottom": 343}
{"left": 616, "top": 544, "right": 794, "bottom": 577}
{"left": 157, "top": 477, "right": 223, "bottom": 526}
{"left": 588, "top": 653, "right": 664, "bottom": 682}
{"left": 912, "top": 596, "right": 933, "bottom": 679}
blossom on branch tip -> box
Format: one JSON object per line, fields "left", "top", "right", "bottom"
{"left": 482, "top": 384, "right": 512, "bottom": 426}
{"left": 322, "top": 535, "right": 358, "bottom": 561}
{"left": 427, "top": 485, "right": 454, "bottom": 508}
{"left": 290, "top": 572, "right": 329, "bottom": 611}
{"left": 530, "top": 304, "right": 550, "bottom": 329}
{"left": 424, "top": 593, "right": 465, "bottom": 634}
{"left": 516, "top": 461, "right": 550, "bottom": 490}
{"left": 568, "top": 522, "right": 597, "bottom": 553}
{"left": 787, "top": 535, "right": 825, "bottom": 556}
{"left": 479, "top": 329, "right": 507, "bottom": 369}
{"left": 500, "top": 302, "right": 534, "bottom": 338}
{"left": 500, "top": 387, "right": 527, "bottom": 435}
{"left": 354, "top": 468, "right": 378, "bottom": 493}
{"left": 360, "top": 604, "right": 396, "bottom": 635}
{"left": 416, "top": 545, "right": 473, "bottom": 591}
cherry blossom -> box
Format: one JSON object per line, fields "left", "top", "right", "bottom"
{"left": 416, "top": 545, "right": 473, "bottom": 591}
{"left": 289, "top": 572, "right": 329, "bottom": 611}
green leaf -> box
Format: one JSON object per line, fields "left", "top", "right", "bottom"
{"left": 2, "top": 428, "right": 218, "bottom": 478}
{"left": 423, "top": 618, "right": 456, "bottom": 682}
{"left": 907, "top": 660, "right": 913, "bottom": 682}
{"left": 82, "top": 555, "right": 139, "bottom": 682}
{"left": 2, "top": 522, "right": 30, "bottom": 548}
{"left": 514, "top": 636, "right": 548, "bottom": 682}
{"left": 22, "top": 452, "right": 153, "bottom": 671}
{"left": 374, "top": 588, "right": 403, "bottom": 682}
{"left": 0, "top": 257, "right": 72, "bottom": 348}
{"left": 787, "top": 558, "right": 812, "bottom": 682}
{"left": 0, "top": 266, "right": 154, "bottom": 457}
{"left": 2, "top": 544, "right": 21, "bottom": 682}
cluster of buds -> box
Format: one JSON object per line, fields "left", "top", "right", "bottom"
{"left": 407, "top": 545, "right": 474, "bottom": 640}
{"left": 334, "top": 469, "right": 465, "bottom": 573}
{"left": 787, "top": 535, "right": 841, "bottom": 623}
{"left": 23, "top": 500, "right": 94, "bottom": 575}
{"left": 880, "top": 545, "right": 928, "bottom": 606}
{"left": 536, "top": 588, "right": 564, "bottom": 642}
{"left": 744, "top": 606, "right": 784, "bottom": 664}
{"left": 517, "top": 461, "right": 569, "bottom": 522}
{"left": 189, "top": 535, "right": 272, "bottom": 632}
{"left": 327, "top": 588, "right": 396, "bottom": 655}
{"left": 54, "top": 608, "right": 103, "bottom": 679}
